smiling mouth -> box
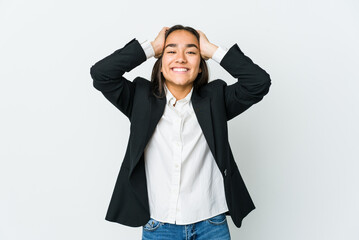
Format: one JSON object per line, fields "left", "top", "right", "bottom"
{"left": 172, "top": 67, "right": 189, "bottom": 72}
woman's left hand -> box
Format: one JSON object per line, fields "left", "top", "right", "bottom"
{"left": 196, "top": 30, "right": 218, "bottom": 60}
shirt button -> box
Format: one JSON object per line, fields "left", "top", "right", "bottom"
{"left": 175, "top": 164, "right": 179, "bottom": 168}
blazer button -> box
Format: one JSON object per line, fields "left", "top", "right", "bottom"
{"left": 224, "top": 169, "right": 227, "bottom": 177}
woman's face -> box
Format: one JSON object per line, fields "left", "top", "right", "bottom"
{"left": 161, "top": 30, "right": 202, "bottom": 89}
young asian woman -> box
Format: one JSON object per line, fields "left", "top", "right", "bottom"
{"left": 90, "top": 24, "right": 271, "bottom": 239}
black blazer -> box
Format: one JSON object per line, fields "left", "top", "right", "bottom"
{"left": 90, "top": 38, "right": 271, "bottom": 228}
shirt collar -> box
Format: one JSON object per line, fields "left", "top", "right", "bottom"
{"left": 164, "top": 82, "right": 193, "bottom": 106}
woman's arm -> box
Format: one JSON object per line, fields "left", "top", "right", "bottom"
{"left": 90, "top": 27, "right": 168, "bottom": 119}
{"left": 197, "top": 30, "right": 271, "bottom": 120}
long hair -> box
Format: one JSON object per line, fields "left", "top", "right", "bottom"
{"left": 150, "top": 25, "right": 209, "bottom": 98}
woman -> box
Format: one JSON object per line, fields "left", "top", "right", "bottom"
{"left": 90, "top": 24, "right": 271, "bottom": 240}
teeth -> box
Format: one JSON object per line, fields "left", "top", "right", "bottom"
{"left": 172, "top": 68, "right": 188, "bottom": 72}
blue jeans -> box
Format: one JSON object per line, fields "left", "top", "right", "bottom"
{"left": 142, "top": 213, "right": 231, "bottom": 240}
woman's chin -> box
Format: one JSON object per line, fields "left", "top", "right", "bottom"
{"left": 166, "top": 79, "right": 194, "bottom": 87}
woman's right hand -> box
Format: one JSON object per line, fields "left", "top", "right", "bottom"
{"left": 151, "top": 27, "right": 169, "bottom": 58}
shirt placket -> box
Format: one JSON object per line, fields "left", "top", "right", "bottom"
{"left": 168, "top": 100, "right": 183, "bottom": 222}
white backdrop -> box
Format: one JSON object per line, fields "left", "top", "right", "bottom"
{"left": 1, "top": 0, "right": 358, "bottom": 239}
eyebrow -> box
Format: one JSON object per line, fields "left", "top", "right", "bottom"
{"left": 164, "top": 43, "right": 199, "bottom": 49}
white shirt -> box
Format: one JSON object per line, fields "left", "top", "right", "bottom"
{"left": 141, "top": 39, "right": 229, "bottom": 225}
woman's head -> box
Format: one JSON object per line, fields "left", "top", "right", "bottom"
{"left": 151, "top": 25, "right": 209, "bottom": 98}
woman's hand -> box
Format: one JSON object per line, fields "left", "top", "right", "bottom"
{"left": 196, "top": 29, "right": 218, "bottom": 60}
{"left": 151, "top": 27, "right": 169, "bottom": 58}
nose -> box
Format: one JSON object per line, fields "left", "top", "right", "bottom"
{"left": 175, "top": 51, "right": 187, "bottom": 63}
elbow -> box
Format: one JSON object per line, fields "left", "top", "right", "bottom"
{"left": 263, "top": 72, "right": 271, "bottom": 95}
{"left": 254, "top": 71, "right": 272, "bottom": 94}
{"left": 255, "top": 69, "right": 271, "bottom": 97}
{"left": 90, "top": 64, "right": 99, "bottom": 81}
{"left": 249, "top": 72, "right": 271, "bottom": 99}
{"left": 90, "top": 64, "right": 103, "bottom": 91}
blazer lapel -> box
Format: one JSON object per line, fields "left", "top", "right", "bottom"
{"left": 191, "top": 89, "right": 216, "bottom": 159}
{"left": 146, "top": 94, "right": 167, "bottom": 147}
{"left": 129, "top": 93, "right": 166, "bottom": 173}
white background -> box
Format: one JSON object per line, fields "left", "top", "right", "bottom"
{"left": 1, "top": 0, "right": 358, "bottom": 239}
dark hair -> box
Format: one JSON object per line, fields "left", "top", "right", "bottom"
{"left": 150, "top": 24, "right": 209, "bottom": 98}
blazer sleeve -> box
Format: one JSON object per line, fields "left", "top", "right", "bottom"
{"left": 90, "top": 38, "right": 147, "bottom": 119}
{"left": 219, "top": 44, "right": 271, "bottom": 120}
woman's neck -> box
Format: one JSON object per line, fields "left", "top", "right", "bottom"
{"left": 165, "top": 82, "right": 193, "bottom": 100}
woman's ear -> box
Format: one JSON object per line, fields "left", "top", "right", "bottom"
{"left": 199, "top": 68, "right": 202, "bottom": 73}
